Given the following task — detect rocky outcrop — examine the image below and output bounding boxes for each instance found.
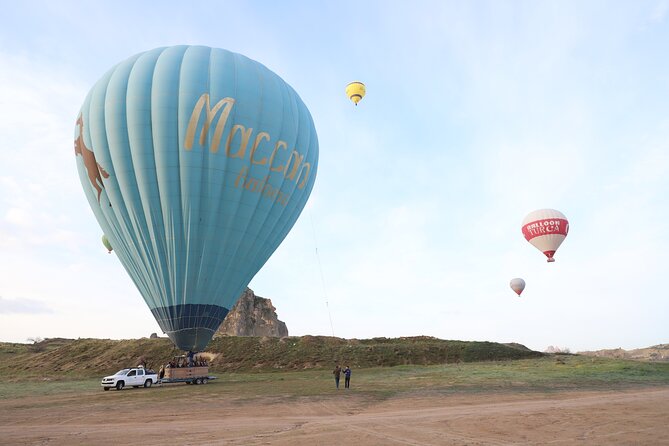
[215,288,288,337]
[578,344,669,362]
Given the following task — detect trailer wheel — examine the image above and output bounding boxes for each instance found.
[116,381,124,391]
[193,378,200,385]
[144,379,153,388]
[201,378,208,384]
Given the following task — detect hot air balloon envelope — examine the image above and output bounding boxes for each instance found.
[509,278,526,296]
[522,209,569,262]
[101,234,112,253]
[75,46,319,351]
[345,81,366,105]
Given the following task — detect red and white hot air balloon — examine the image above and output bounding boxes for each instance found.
[510,278,526,296]
[522,209,569,263]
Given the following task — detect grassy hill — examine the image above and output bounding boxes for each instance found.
[0,336,543,380]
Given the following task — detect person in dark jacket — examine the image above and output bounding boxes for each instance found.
[332,365,342,389]
[344,366,352,389]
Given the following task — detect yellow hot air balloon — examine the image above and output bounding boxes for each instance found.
[345,81,366,106]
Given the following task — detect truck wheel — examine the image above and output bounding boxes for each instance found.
[116,381,124,391]
[103,387,110,391]
[144,379,153,388]
[201,378,208,384]
[195,378,202,385]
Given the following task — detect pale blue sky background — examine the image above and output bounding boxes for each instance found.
[1,1,667,352]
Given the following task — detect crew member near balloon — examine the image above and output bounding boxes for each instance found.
[344,365,352,389]
[521,209,569,262]
[332,364,342,389]
[74,46,319,353]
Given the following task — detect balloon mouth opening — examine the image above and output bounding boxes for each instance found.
[152,304,229,351]
[166,327,217,352]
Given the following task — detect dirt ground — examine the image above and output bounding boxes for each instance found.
[1,386,668,445]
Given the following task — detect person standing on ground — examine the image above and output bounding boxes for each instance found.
[333,364,342,389]
[344,365,351,389]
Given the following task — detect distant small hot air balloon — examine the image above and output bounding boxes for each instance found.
[345,81,366,105]
[510,278,525,296]
[522,209,569,262]
[101,234,112,254]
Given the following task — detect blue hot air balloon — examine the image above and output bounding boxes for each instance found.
[74,46,318,351]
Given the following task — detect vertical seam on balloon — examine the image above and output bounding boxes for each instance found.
[150,46,177,335]
[260,100,314,274]
[177,48,192,318]
[237,78,292,283]
[221,56,274,299]
[194,46,215,333]
[156,47,176,321]
[168,46,187,317]
[240,79,301,288]
[124,55,157,309]
[87,79,150,297]
[261,106,317,278]
[103,58,158,306]
[85,70,136,296]
[138,48,169,312]
[239,81,314,294]
[194,48,220,338]
[207,51,246,312]
[261,84,309,264]
[126,51,165,314]
[209,58,266,305]
[187,47,219,339]
[84,73,138,292]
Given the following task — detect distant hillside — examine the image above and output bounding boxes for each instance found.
[579,344,669,362]
[0,336,543,380]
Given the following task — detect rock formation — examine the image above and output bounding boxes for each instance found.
[578,344,669,362]
[215,288,288,337]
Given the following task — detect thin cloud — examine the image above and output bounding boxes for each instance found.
[5,207,32,226]
[650,0,669,23]
[0,296,53,315]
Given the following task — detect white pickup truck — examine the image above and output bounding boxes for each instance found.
[101,366,158,391]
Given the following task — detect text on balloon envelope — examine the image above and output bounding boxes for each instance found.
[184,93,312,191]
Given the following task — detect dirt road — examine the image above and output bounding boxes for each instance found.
[1,387,667,445]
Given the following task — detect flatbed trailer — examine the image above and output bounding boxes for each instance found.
[159,365,216,385]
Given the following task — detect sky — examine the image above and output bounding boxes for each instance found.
[1,1,668,353]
